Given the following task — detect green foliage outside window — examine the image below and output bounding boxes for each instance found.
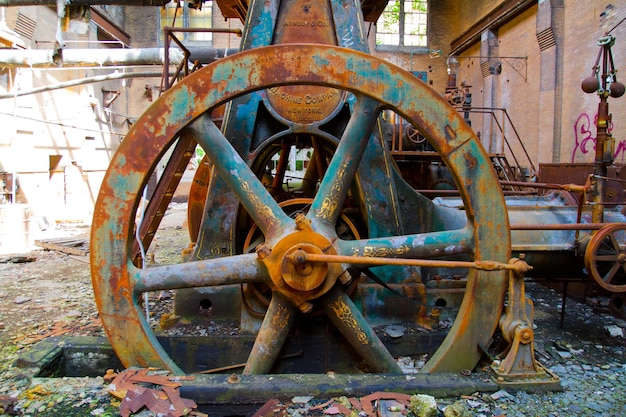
[376,0,427,48]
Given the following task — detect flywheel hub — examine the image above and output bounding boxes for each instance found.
[281,244,327,292]
[259,228,342,308]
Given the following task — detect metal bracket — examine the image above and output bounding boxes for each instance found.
[491,258,561,391]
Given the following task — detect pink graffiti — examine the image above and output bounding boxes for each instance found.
[571,112,620,162]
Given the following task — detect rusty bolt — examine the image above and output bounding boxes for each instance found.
[338,270,352,285]
[520,328,533,344]
[227,373,241,384]
[509,258,533,273]
[291,249,306,265]
[299,301,313,314]
[255,244,271,260]
[294,213,311,230]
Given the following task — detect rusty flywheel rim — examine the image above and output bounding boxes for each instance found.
[90,44,510,375]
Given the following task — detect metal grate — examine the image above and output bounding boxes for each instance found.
[536,27,556,51]
[14,12,36,40]
[480,60,502,78]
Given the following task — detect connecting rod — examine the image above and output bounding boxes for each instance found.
[288,250,532,273]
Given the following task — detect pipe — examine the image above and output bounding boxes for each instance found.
[0,0,166,5]
[0,71,163,99]
[510,223,606,231]
[0,47,185,68]
[0,47,238,98]
[0,47,239,68]
[187,47,239,64]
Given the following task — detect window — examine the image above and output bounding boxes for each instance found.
[159,1,213,43]
[376,0,427,49]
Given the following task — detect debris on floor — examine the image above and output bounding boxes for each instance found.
[0,394,17,415]
[0,254,35,264]
[250,391,469,417]
[105,368,204,417]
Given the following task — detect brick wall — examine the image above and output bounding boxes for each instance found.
[122,6,161,122]
[125,5,158,48]
[453,0,626,174]
[562,1,626,165]
[456,0,501,35]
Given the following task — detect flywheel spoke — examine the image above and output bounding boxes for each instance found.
[132,253,268,294]
[310,96,380,228]
[337,227,475,259]
[243,293,297,374]
[596,254,619,261]
[189,116,293,238]
[602,261,622,285]
[321,286,401,373]
[609,231,621,250]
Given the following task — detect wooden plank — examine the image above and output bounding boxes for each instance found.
[34,236,89,256]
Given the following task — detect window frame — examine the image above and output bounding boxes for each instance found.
[375,0,429,53]
[157,0,214,47]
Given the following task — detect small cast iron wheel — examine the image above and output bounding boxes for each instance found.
[584,223,626,293]
[406,123,425,144]
[91,44,510,375]
[242,198,361,252]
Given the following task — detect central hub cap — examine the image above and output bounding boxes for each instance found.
[281,244,327,292]
[259,228,341,308]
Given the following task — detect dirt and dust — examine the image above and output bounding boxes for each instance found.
[0,203,625,416]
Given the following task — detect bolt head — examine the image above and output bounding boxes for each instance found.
[294,213,311,230]
[338,271,352,285]
[299,301,313,314]
[255,244,271,259]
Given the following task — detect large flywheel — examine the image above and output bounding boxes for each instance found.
[90,44,511,375]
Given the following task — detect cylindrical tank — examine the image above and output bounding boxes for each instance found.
[0,204,32,254]
[433,193,626,278]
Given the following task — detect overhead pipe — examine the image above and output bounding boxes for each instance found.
[0,47,238,98]
[0,47,185,68]
[0,0,167,6]
[0,47,240,68]
[0,70,164,99]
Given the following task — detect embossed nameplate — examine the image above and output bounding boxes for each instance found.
[266,0,344,124]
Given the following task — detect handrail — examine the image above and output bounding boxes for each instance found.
[468,106,536,175]
[388,106,536,184]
